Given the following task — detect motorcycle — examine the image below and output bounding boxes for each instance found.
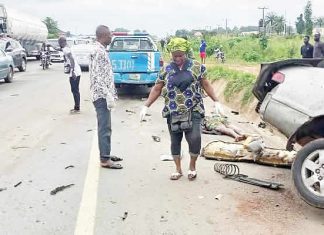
[214,49,225,63]
[40,51,50,70]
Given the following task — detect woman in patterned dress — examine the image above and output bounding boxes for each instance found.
[140,38,225,180]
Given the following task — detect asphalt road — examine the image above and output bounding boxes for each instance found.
[0,59,323,235]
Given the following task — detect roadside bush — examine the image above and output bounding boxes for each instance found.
[259,36,268,50]
[228,38,243,49]
[242,51,261,62]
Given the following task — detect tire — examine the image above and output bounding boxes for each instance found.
[4,66,14,83]
[292,138,324,208]
[18,58,27,72]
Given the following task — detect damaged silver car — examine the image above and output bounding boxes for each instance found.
[253,58,324,209]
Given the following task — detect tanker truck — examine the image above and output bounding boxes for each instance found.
[0,4,48,58]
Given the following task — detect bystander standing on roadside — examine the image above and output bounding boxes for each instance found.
[58,36,82,114]
[300,35,313,58]
[89,25,123,169]
[160,38,166,52]
[199,39,207,64]
[313,32,324,58]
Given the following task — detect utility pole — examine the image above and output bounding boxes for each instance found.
[224,19,230,37]
[258,7,268,35]
[225,19,228,36]
[284,10,287,35]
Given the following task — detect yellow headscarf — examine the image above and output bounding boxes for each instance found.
[167,37,190,53]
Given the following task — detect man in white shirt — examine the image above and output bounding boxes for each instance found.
[58,36,82,114]
[89,25,122,169]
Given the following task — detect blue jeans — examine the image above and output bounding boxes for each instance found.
[167,111,202,158]
[69,76,80,110]
[93,98,111,162]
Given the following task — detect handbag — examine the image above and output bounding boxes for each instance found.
[170,111,193,133]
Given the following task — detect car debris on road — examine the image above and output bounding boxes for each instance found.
[50,184,75,195]
[14,181,22,187]
[214,163,284,190]
[152,135,161,142]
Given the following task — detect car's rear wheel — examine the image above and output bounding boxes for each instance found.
[292,138,324,208]
[4,66,14,83]
[18,58,27,72]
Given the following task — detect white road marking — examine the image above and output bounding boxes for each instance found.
[74,134,99,235]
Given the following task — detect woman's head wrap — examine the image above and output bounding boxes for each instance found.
[167,37,190,53]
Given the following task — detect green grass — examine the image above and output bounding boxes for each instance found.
[208,65,256,106]
[189,34,303,63]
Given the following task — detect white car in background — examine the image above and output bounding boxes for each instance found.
[48,45,64,62]
[71,43,96,71]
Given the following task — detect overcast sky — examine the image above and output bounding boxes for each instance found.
[2,0,324,37]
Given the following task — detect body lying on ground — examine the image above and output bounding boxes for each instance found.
[202,115,247,141]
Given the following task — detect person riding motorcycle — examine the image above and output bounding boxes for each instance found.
[40,43,51,67]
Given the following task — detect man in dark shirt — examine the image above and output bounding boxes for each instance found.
[301,35,313,58]
[313,32,324,58]
[160,39,165,51]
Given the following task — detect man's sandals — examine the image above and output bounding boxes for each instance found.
[100,156,123,169]
[110,156,123,162]
[100,161,123,169]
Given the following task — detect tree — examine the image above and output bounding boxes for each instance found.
[273,15,285,35]
[315,17,324,27]
[214,27,226,34]
[295,14,305,34]
[43,17,59,39]
[265,12,276,34]
[286,25,294,35]
[240,26,259,32]
[65,31,71,37]
[133,29,147,34]
[175,29,190,37]
[114,28,129,32]
[304,0,313,36]
[265,13,285,35]
[231,26,240,36]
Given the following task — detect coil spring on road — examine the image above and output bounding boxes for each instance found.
[214,163,240,177]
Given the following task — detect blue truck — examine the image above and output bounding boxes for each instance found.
[108,33,163,87]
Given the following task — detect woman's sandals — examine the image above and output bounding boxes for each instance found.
[170,172,183,180]
[170,171,197,181]
[187,170,197,181]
